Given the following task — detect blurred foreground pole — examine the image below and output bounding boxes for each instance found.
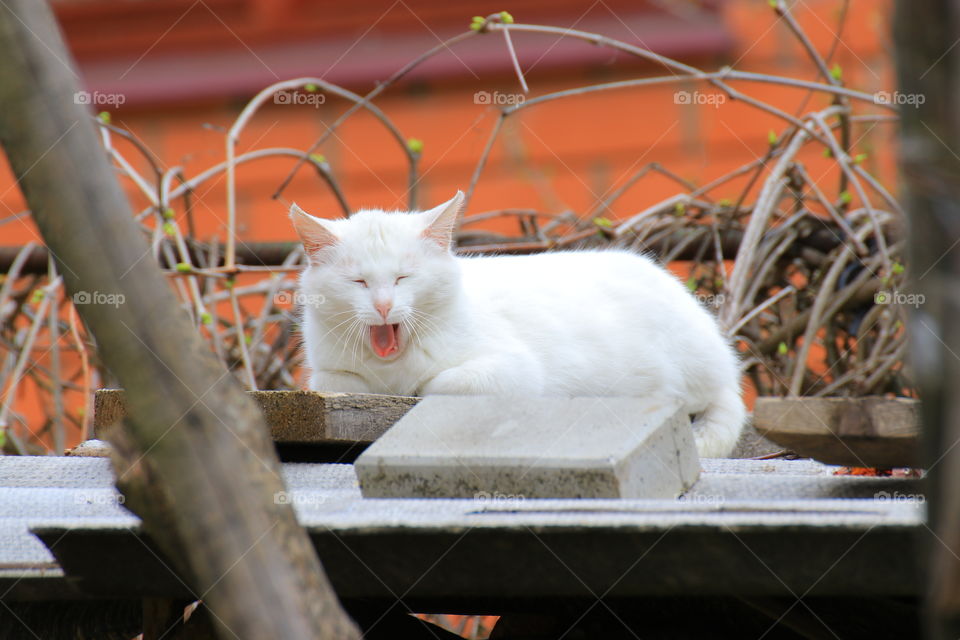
[895,2,960,638]
[0,2,359,638]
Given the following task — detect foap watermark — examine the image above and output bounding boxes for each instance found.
[695,293,725,308]
[674,90,725,107]
[474,490,525,506]
[274,91,326,108]
[874,290,924,308]
[273,491,327,506]
[73,491,126,506]
[73,291,125,308]
[679,493,725,506]
[874,490,924,503]
[73,90,126,107]
[474,90,525,106]
[274,291,326,308]
[874,90,925,107]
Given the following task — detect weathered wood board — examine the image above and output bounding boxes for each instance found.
[94,389,419,444]
[753,396,921,468]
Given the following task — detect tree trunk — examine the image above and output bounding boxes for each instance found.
[0,2,359,638]
[894,2,960,638]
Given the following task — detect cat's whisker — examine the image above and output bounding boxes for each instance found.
[315,313,361,343]
[329,316,358,362]
[407,311,438,333]
[410,317,432,346]
[353,320,370,363]
[342,318,364,365]
[344,328,360,366]
[350,320,366,366]
[402,318,424,349]
[406,308,441,337]
[317,309,355,319]
[399,316,417,344]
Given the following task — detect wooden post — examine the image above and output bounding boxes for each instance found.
[894,2,960,638]
[0,2,359,638]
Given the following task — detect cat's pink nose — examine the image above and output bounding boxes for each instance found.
[375,301,392,320]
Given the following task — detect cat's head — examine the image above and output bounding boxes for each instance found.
[290,191,464,360]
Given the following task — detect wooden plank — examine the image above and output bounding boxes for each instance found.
[0,600,141,640]
[142,599,215,640]
[753,396,921,468]
[94,389,419,444]
[4,458,924,606]
[492,596,920,639]
[31,502,923,605]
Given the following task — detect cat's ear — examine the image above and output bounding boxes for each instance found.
[421,190,465,250]
[290,203,338,264]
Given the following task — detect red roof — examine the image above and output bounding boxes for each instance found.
[55,0,733,106]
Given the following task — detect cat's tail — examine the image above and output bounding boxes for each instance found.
[692,385,746,458]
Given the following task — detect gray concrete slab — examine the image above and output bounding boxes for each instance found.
[354,396,700,499]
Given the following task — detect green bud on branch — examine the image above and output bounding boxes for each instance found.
[593,216,612,228]
[406,138,424,154]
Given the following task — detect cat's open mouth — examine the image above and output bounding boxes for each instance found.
[370,323,401,359]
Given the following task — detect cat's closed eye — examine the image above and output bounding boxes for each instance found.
[352,279,368,288]
[395,275,409,285]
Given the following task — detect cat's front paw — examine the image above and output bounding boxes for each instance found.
[309,370,372,393]
[421,367,492,396]
[422,362,538,396]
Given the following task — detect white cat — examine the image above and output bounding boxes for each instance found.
[290,191,745,457]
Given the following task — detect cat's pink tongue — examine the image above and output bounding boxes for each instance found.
[370,324,399,358]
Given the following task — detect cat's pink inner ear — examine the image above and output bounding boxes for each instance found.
[290,204,338,262]
[422,190,465,250]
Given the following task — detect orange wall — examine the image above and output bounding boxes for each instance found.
[2,1,897,243]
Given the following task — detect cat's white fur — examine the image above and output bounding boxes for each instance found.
[290,191,745,457]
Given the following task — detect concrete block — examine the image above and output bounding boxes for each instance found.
[354,396,700,499]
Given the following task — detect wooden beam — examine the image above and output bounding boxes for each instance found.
[894,0,960,636]
[0,600,141,640]
[753,397,921,468]
[94,389,419,443]
[0,225,850,274]
[0,1,359,637]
